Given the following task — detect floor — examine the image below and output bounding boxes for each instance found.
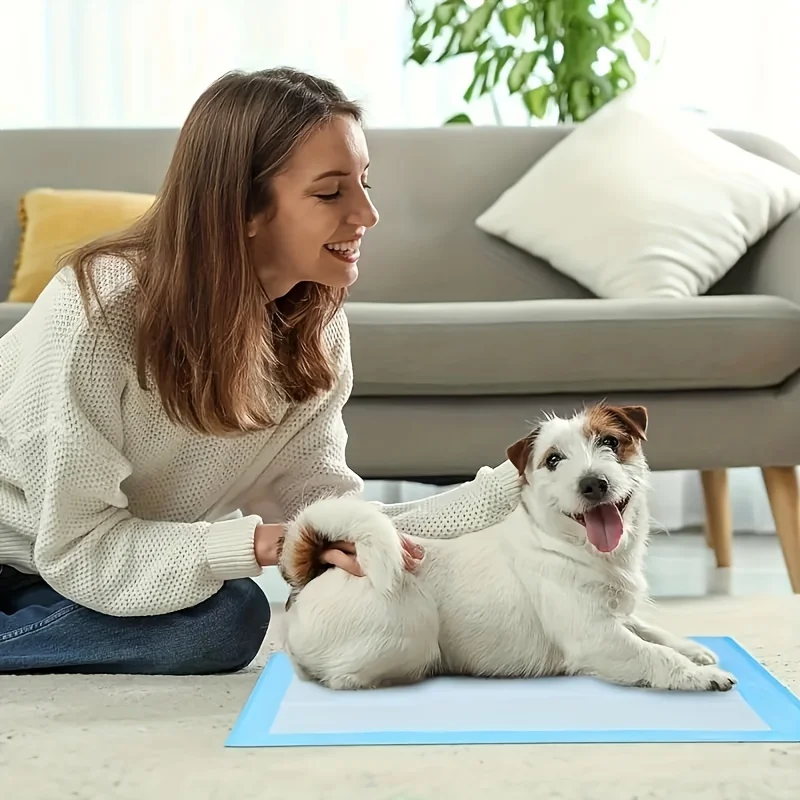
[644,530,792,597]
[4,595,798,800]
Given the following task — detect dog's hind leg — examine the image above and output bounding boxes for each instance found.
[324,673,377,690]
[324,666,433,691]
[283,569,440,690]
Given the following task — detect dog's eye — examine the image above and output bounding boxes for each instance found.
[600,435,619,452]
[545,453,563,470]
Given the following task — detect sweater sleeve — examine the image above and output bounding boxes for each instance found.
[376,460,522,538]
[238,309,364,524]
[21,311,262,617]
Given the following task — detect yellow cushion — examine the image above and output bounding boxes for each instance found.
[8,188,155,302]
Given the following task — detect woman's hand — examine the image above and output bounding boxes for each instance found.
[254,523,285,567]
[254,522,424,576]
[321,536,424,577]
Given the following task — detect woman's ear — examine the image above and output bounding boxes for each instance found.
[247,209,270,239]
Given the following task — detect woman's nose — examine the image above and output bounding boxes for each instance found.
[348,193,379,229]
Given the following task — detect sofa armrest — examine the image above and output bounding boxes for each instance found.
[748,209,800,306]
[0,302,32,337]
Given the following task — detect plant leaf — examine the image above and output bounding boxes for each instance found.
[568,78,592,122]
[459,0,496,51]
[464,56,491,102]
[491,45,514,88]
[533,6,546,40]
[611,52,636,86]
[445,112,473,125]
[576,8,612,44]
[499,3,527,37]
[607,0,634,32]
[544,0,564,38]
[631,28,651,60]
[589,74,614,109]
[435,28,461,62]
[434,2,461,26]
[507,51,539,93]
[411,16,430,41]
[523,84,551,119]
[409,44,432,65]
[483,54,500,94]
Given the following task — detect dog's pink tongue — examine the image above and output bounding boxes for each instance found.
[584,504,624,552]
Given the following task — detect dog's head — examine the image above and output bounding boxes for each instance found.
[507,404,649,555]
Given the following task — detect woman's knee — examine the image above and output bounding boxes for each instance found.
[208,579,271,671]
[164,579,271,675]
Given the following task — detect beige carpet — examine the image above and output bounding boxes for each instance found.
[2,595,799,800]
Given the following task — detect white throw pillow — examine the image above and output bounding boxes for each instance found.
[475,90,800,298]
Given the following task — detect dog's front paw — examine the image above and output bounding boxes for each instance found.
[672,665,736,692]
[675,640,719,666]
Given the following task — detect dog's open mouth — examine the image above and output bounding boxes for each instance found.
[568,495,630,553]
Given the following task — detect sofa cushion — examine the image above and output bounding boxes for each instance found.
[9,188,154,302]
[346,295,800,397]
[475,90,800,299]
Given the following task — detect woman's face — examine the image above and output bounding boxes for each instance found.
[249,114,379,298]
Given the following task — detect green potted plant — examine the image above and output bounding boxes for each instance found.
[407,0,659,125]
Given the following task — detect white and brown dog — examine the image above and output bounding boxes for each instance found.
[278,404,735,693]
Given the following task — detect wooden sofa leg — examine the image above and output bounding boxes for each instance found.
[761,466,800,593]
[700,469,733,568]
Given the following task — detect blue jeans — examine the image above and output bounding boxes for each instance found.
[0,565,271,675]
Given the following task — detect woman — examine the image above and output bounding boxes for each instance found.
[0,68,521,675]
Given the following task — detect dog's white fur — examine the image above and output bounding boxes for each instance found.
[279,406,736,693]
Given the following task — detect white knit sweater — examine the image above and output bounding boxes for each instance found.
[0,257,521,617]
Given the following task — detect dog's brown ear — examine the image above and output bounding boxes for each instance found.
[609,405,648,441]
[506,438,530,475]
[506,428,539,475]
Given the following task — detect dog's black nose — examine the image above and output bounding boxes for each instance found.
[579,475,609,502]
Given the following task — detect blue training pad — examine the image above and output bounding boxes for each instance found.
[226,637,800,747]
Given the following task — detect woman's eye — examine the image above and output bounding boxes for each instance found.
[545,453,562,470]
[600,435,619,452]
[317,182,370,201]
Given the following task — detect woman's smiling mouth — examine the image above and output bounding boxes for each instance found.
[324,238,361,262]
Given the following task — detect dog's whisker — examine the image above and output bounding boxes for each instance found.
[648,517,671,538]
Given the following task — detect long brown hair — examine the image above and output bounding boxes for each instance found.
[66,68,362,436]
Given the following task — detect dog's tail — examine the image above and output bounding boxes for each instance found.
[278,496,405,597]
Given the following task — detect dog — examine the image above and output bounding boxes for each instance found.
[278,404,736,693]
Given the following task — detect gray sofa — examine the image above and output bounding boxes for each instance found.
[2,126,800,589]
